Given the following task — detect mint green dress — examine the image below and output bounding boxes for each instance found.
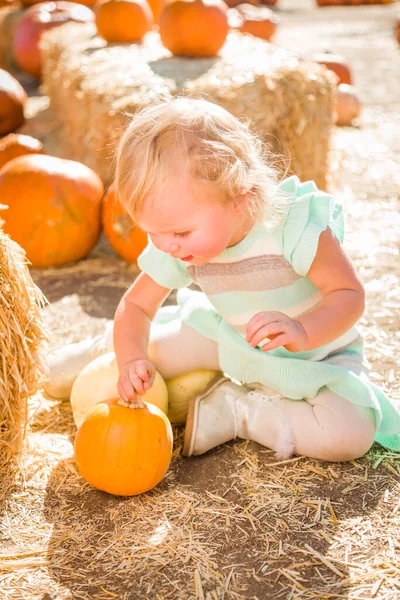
[138,176,400,451]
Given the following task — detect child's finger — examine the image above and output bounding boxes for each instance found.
[260,333,289,352]
[128,371,146,395]
[246,313,281,342]
[247,322,286,348]
[118,378,136,403]
[136,362,150,381]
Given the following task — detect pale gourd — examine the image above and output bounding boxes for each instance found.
[166,369,221,425]
[70,352,168,427]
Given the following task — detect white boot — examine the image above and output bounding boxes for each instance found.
[44,321,114,399]
[183,375,294,459]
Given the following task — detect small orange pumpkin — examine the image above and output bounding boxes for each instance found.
[0,133,44,171]
[102,185,148,263]
[95,0,153,43]
[159,0,229,58]
[232,4,278,41]
[74,398,173,496]
[335,83,361,126]
[309,52,352,85]
[0,69,27,136]
[0,154,103,268]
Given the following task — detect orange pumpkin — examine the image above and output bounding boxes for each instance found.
[102,185,148,263]
[159,0,229,58]
[13,2,94,79]
[95,0,153,43]
[233,4,278,41]
[335,83,361,126]
[74,398,173,496]
[0,133,44,171]
[0,154,104,268]
[0,69,26,136]
[309,52,352,85]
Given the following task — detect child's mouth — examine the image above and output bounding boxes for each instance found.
[181,255,194,261]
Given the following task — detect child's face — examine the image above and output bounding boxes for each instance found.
[135,174,247,265]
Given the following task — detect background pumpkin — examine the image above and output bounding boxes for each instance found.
[309,52,352,85]
[0,133,44,171]
[74,398,173,496]
[70,352,169,427]
[335,83,361,126]
[102,185,148,263]
[234,4,278,41]
[13,1,94,79]
[0,69,27,136]
[159,0,229,57]
[95,0,153,43]
[0,154,103,268]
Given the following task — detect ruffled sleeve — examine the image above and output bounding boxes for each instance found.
[137,241,192,289]
[278,176,345,276]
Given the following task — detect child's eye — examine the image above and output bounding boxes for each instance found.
[174,231,191,238]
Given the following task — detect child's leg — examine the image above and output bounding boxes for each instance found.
[148,320,221,379]
[276,388,376,462]
[183,379,377,461]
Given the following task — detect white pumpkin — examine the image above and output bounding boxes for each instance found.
[166,369,221,425]
[70,352,169,427]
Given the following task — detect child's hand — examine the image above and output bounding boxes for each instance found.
[246,311,308,353]
[117,359,156,408]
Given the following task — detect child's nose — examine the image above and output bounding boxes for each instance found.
[169,243,179,255]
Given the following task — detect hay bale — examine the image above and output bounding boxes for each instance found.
[0,5,23,71]
[0,227,47,473]
[41,24,337,189]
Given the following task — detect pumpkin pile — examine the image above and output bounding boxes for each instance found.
[71,353,221,494]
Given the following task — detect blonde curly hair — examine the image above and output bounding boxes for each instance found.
[115,97,287,225]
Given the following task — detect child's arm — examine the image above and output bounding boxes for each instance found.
[114,272,171,402]
[295,227,365,350]
[246,228,365,352]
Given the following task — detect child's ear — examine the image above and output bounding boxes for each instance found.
[233,190,250,214]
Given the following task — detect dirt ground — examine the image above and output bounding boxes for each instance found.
[1,0,400,599]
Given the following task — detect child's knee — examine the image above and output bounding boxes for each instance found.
[316,407,376,462]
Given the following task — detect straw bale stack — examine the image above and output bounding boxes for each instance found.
[0,225,47,473]
[41,24,337,188]
[0,5,23,71]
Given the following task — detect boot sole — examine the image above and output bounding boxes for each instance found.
[182,374,229,457]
